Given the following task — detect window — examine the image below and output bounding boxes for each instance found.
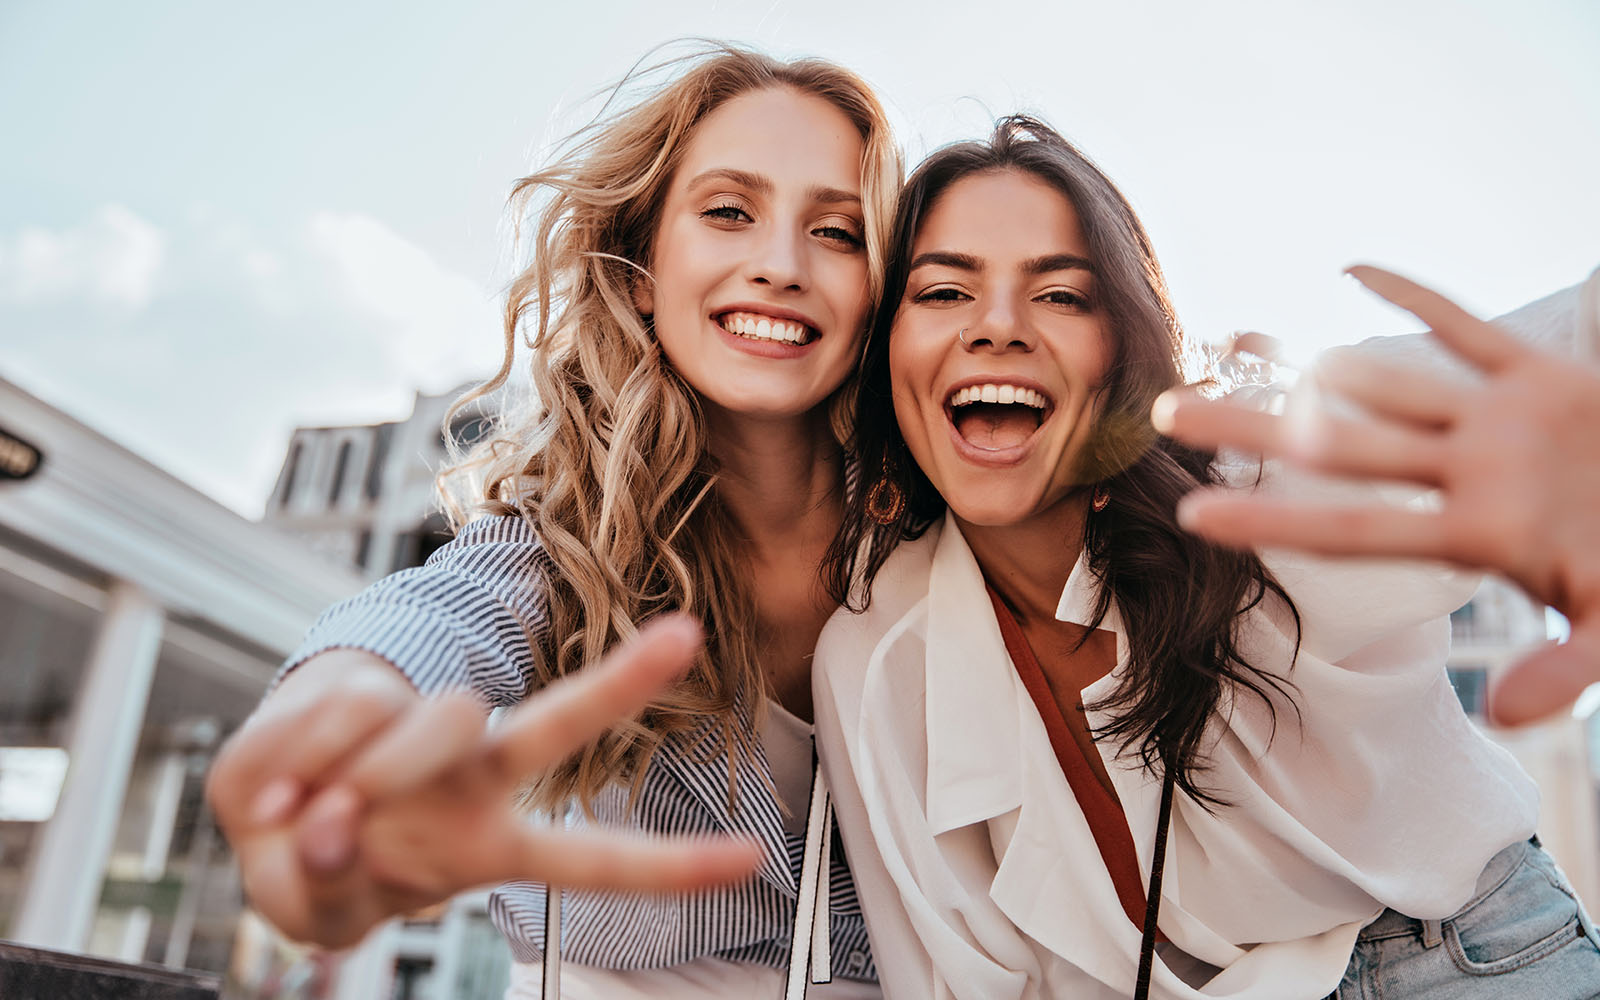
[390,514,455,573]
[447,415,492,451]
[328,441,353,506]
[391,957,435,1000]
[1447,666,1490,721]
[365,424,393,501]
[278,441,302,509]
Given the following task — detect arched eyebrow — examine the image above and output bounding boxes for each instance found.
[1024,253,1095,277]
[907,250,981,272]
[906,251,1095,276]
[686,168,860,207]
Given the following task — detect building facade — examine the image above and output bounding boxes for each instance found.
[0,376,366,995]
[1448,579,1600,907]
[260,385,496,583]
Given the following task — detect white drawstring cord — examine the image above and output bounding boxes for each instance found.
[540,767,833,1000]
[785,763,833,999]
[809,790,834,982]
[542,885,561,1000]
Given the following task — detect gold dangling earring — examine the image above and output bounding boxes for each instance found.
[865,460,907,525]
[1091,485,1111,513]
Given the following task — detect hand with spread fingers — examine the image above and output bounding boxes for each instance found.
[206,616,761,949]
[1152,264,1600,728]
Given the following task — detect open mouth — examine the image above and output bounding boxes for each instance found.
[945,381,1052,451]
[715,310,818,347]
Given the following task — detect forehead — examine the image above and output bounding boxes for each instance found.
[913,168,1089,263]
[675,86,866,195]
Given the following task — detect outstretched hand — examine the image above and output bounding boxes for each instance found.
[208,615,761,949]
[1152,265,1600,727]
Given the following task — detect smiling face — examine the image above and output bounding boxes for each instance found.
[639,86,872,426]
[890,168,1111,528]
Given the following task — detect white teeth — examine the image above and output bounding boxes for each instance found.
[948,383,1049,409]
[720,311,810,345]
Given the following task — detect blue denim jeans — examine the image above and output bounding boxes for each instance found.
[1335,838,1600,999]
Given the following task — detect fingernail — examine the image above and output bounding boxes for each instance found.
[650,614,703,652]
[1174,494,1201,529]
[1149,391,1179,434]
[250,778,301,826]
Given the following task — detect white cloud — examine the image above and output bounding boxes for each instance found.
[307,212,503,390]
[0,205,166,309]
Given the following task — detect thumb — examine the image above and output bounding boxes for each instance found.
[1489,621,1600,728]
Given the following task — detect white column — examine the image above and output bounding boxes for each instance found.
[119,748,189,962]
[10,580,165,952]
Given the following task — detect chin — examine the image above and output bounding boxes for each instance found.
[943,496,1032,529]
[705,387,830,421]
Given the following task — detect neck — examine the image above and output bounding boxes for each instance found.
[957,499,1090,627]
[704,406,845,550]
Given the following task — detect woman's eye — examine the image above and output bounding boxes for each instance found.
[911,286,969,304]
[1039,289,1091,309]
[814,225,864,249]
[701,204,750,224]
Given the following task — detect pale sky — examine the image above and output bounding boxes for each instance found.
[2,0,1596,516]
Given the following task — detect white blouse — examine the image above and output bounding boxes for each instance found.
[810,272,1598,1000]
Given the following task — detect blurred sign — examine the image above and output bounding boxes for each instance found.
[0,427,43,480]
[0,747,69,821]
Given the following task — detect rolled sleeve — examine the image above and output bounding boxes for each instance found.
[278,515,553,706]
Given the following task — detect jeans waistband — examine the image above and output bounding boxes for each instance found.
[1359,837,1535,942]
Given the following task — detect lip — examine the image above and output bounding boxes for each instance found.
[940,372,1056,468]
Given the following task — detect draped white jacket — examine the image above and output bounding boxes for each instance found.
[810,272,1599,1000]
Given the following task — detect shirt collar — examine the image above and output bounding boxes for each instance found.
[1055,544,1123,636]
[923,513,1124,835]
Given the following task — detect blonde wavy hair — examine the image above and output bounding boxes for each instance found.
[440,43,900,812]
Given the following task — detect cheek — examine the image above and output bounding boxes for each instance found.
[644,233,712,351]
[823,258,873,333]
[887,336,939,457]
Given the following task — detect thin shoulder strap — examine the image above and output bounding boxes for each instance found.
[1134,770,1176,1000]
[784,759,833,999]
[542,884,561,1000]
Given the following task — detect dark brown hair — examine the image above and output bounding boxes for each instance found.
[824,115,1300,806]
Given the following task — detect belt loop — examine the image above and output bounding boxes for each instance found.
[1420,918,1443,949]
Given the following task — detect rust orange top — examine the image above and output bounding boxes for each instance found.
[987,585,1160,939]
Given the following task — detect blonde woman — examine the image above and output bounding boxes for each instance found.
[207,45,900,998]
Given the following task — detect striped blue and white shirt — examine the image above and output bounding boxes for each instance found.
[286,515,877,982]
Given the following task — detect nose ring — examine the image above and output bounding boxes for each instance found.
[957,328,970,348]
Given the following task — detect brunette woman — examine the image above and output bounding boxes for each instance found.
[814,117,1600,998]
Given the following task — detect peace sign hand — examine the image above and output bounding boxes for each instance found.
[210,615,761,949]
